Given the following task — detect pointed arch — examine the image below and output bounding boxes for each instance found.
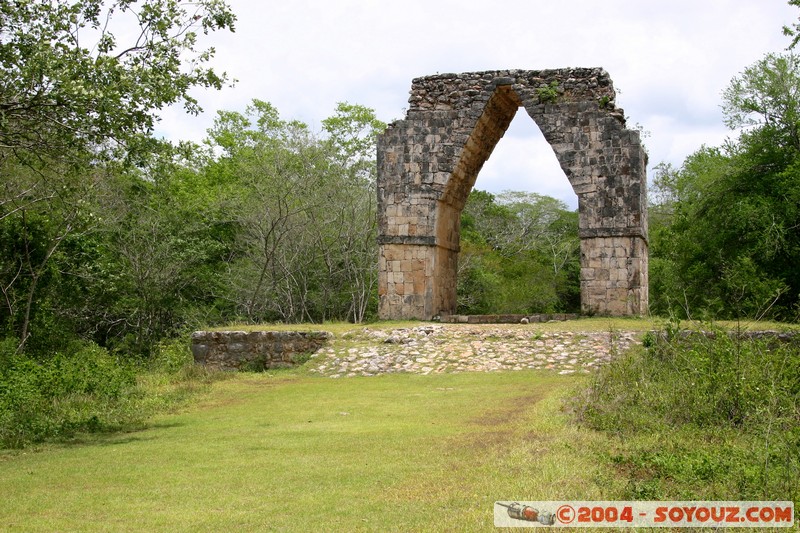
[377,69,648,319]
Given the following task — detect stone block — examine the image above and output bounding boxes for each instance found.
[192,331,332,371]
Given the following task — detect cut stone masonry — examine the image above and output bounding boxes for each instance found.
[191,330,332,371]
[377,68,648,319]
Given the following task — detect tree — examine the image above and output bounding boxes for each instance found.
[0,0,235,162]
[85,163,229,354]
[322,102,384,184]
[782,0,800,49]
[201,101,384,324]
[457,190,580,314]
[0,0,235,351]
[721,53,800,151]
[320,103,385,322]
[650,53,800,319]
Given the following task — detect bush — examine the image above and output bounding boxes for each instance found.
[572,321,800,504]
[150,338,195,374]
[0,334,231,449]
[0,340,139,448]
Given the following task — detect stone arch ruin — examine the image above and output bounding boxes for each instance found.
[377,68,648,320]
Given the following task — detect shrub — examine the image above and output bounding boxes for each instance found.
[536,81,560,103]
[0,334,231,448]
[572,321,800,503]
[0,340,139,448]
[150,338,195,374]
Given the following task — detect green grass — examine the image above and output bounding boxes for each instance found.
[3,318,797,530]
[209,317,798,337]
[0,371,624,531]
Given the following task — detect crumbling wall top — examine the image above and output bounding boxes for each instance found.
[406,68,619,114]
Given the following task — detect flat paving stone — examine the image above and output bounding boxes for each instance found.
[306,325,640,377]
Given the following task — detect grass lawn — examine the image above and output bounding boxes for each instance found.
[3,317,795,531]
[0,370,625,531]
[210,316,798,336]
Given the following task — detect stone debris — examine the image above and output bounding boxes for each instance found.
[307,325,639,378]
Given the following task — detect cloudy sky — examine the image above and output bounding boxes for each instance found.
[157,0,797,209]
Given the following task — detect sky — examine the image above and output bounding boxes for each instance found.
[156,0,798,209]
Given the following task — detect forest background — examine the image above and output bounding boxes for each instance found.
[0,0,798,446]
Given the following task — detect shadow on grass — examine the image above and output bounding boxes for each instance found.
[55,420,187,449]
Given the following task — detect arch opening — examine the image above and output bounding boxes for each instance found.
[457,108,581,315]
[478,108,577,209]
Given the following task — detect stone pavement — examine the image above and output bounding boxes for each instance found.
[307,325,641,378]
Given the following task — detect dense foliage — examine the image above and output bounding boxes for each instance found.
[457,190,580,314]
[2,0,800,448]
[195,100,384,325]
[650,53,800,320]
[0,0,240,446]
[1,0,236,353]
[621,49,800,502]
[0,0,387,358]
[0,99,385,357]
[575,323,800,503]
[0,0,235,161]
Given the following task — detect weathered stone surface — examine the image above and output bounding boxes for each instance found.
[307,324,639,377]
[191,330,332,371]
[377,68,648,319]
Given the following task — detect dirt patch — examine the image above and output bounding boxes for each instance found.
[469,391,548,428]
[453,386,558,456]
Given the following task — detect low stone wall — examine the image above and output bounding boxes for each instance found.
[439,313,579,324]
[191,330,332,371]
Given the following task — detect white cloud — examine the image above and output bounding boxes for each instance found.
[476,112,578,209]
[154,0,799,203]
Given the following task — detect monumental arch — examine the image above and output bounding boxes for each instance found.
[377,68,648,320]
